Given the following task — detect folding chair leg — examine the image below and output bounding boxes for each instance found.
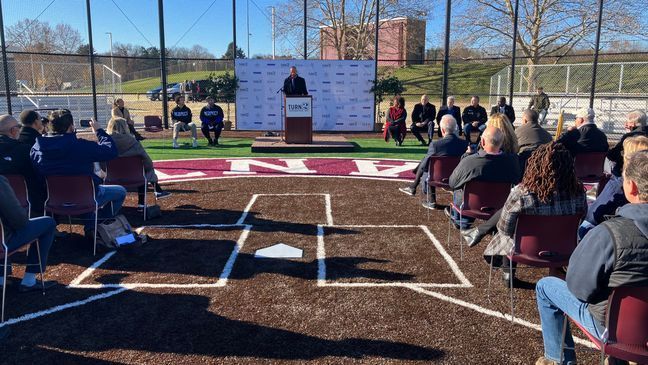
[143,185,148,222]
[426,188,430,221]
[35,240,45,295]
[458,212,464,260]
[2,253,7,322]
[509,258,515,321]
[446,220,451,248]
[93,207,98,256]
[487,254,494,302]
[68,215,72,232]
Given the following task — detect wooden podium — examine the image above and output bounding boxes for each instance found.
[284,95,313,144]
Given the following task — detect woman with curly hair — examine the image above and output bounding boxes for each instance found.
[481,142,587,285]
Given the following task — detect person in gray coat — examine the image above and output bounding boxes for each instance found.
[106,118,171,207]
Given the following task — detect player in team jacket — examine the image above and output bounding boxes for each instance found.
[200,96,225,146]
[171,95,198,148]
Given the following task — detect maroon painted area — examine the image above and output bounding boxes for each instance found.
[153,158,418,182]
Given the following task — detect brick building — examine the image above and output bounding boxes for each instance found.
[319,17,426,66]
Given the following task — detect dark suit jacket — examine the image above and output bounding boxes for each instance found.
[283,76,308,96]
[411,103,436,127]
[606,126,648,176]
[490,104,516,124]
[448,150,521,190]
[436,105,461,124]
[556,123,609,156]
[421,133,469,173]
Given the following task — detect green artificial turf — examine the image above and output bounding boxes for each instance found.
[142,137,428,161]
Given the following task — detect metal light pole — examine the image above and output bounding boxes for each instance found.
[271,6,276,60]
[440,0,452,106]
[589,0,605,108]
[106,32,115,94]
[508,0,520,104]
[246,0,250,58]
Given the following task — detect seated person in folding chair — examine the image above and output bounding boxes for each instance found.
[106,117,171,208]
[578,135,648,240]
[0,176,57,292]
[606,110,647,177]
[462,96,488,142]
[200,96,225,146]
[30,110,126,240]
[384,96,407,146]
[556,107,609,157]
[0,114,46,217]
[515,109,553,172]
[534,150,648,365]
[436,96,462,138]
[444,126,521,230]
[399,115,468,209]
[478,142,587,285]
[171,95,198,149]
[410,94,436,146]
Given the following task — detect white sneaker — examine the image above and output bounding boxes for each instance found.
[192,138,198,148]
[172,139,179,149]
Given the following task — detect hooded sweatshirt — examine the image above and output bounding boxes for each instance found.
[567,203,648,325]
[30,129,118,186]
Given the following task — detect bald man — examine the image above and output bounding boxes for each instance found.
[283,66,308,96]
[445,126,521,229]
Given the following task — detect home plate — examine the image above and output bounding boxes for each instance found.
[254,243,303,259]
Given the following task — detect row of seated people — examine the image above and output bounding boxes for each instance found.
[400,107,648,364]
[0,109,171,292]
[384,92,547,146]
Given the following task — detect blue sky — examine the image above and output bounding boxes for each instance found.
[3,0,445,57]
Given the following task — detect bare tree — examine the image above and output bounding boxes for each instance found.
[458,0,648,89]
[275,0,433,59]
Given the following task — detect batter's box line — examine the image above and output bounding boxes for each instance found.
[316,224,472,288]
[236,193,334,226]
[68,225,253,289]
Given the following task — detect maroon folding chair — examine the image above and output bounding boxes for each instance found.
[490,214,582,318]
[1,218,45,323]
[447,180,512,259]
[44,175,100,255]
[425,156,461,218]
[144,116,163,133]
[104,156,154,221]
[2,175,30,217]
[574,152,607,184]
[560,286,648,365]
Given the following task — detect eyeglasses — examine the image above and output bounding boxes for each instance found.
[10,125,20,132]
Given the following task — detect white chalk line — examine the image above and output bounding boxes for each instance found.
[137,224,244,233]
[0,288,128,328]
[317,224,471,288]
[68,251,116,287]
[317,225,326,286]
[68,283,224,289]
[236,193,334,226]
[419,225,472,287]
[407,285,597,349]
[216,225,253,286]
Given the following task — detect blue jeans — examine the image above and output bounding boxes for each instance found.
[83,185,127,230]
[4,217,56,274]
[463,123,486,140]
[536,276,606,364]
[450,190,475,229]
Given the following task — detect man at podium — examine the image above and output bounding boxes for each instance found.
[283,66,308,96]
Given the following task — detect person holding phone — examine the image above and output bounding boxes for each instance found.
[31,110,126,240]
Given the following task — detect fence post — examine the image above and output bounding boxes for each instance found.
[85,0,98,121]
[303,0,307,59]
[519,66,523,93]
[565,65,570,94]
[589,0,605,108]
[158,0,169,129]
[0,0,12,115]
[497,75,501,98]
[440,0,452,106]
[618,64,624,93]
[373,0,379,124]
[508,0,520,103]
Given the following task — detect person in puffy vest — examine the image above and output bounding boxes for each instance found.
[534,149,648,365]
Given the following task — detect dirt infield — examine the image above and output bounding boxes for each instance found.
[0,174,598,364]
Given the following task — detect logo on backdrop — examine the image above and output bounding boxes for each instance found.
[235,60,376,131]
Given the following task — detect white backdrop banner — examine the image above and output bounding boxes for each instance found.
[235,59,376,131]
